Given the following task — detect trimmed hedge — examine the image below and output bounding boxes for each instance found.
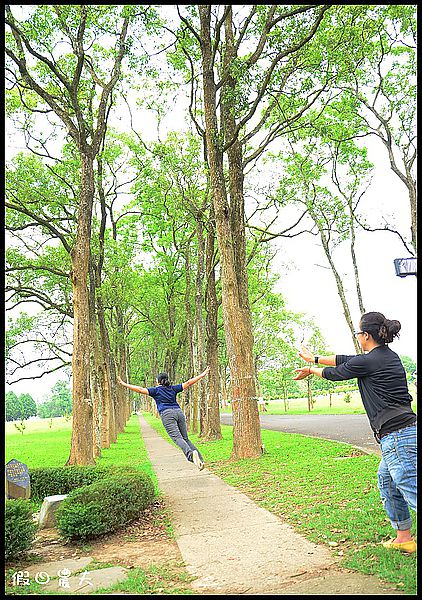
[5,499,38,562]
[29,464,141,502]
[56,472,156,540]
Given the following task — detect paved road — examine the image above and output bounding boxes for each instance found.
[220,413,382,456]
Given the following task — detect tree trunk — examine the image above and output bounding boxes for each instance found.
[94,154,114,446]
[67,153,95,465]
[183,246,194,431]
[194,219,207,436]
[316,220,361,354]
[307,378,313,412]
[99,355,110,448]
[120,342,131,422]
[113,309,127,437]
[88,262,102,458]
[115,381,126,433]
[348,200,365,315]
[199,5,262,459]
[220,364,228,408]
[190,356,200,434]
[409,182,417,254]
[203,207,222,440]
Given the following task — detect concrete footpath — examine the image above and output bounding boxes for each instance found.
[138,415,404,596]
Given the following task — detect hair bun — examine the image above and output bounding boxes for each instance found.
[378,323,389,341]
[379,319,401,343]
[360,312,401,345]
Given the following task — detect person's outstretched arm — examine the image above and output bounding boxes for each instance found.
[299,345,337,366]
[182,366,210,390]
[117,375,149,395]
[293,365,324,380]
[293,345,335,380]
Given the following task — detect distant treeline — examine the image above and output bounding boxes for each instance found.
[5,381,72,421]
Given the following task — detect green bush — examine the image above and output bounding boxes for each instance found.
[56,472,155,540]
[5,499,38,562]
[29,464,140,502]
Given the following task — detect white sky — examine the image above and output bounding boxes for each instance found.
[272,137,417,360]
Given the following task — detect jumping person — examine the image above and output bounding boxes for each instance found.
[117,367,210,470]
[293,312,417,554]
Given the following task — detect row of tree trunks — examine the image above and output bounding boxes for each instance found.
[183,245,195,431]
[67,155,131,464]
[203,205,222,440]
[194,218,207,436]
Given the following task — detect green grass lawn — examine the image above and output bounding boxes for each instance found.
[5,415,157,490]
[143,412,417,596]
[220,385,417,415]
[5,415,193,595]
[6,417,73,467]
[6,412,417,595]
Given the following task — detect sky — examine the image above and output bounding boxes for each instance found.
[272,137,417,360]
[5,7,417,403]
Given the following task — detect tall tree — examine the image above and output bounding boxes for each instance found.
[335,6,416,253]
[271,141,372,353]
[194,5,331,458]
[6,152,75,384]
[5,4,142,464]
[203,203,222,440]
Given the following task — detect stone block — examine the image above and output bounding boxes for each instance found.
[38,494,68,529]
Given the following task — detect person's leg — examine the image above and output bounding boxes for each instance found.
[175,409,204,462]
[378,427,417,547]
[382,425,417,512]
[378,458,412,542]
[160,409,194,461]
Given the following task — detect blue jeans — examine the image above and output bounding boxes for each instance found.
[377,424,417,530]
[160,408,204,463]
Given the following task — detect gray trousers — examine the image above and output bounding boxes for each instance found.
[160,408,204,462]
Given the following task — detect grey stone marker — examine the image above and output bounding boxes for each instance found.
[5,459,31,499]
[38,494,68,529]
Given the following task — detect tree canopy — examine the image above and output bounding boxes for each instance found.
[5,4,416,462]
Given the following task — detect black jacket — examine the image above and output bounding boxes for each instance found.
[322,345,415,435]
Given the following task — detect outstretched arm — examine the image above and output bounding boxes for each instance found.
[299,345,336,366]
[182,366,210,390]
[117,375,149,396]
[293,365,324,380]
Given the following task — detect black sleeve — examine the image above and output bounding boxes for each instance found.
[322,353,374,382]
[336,354,357,365]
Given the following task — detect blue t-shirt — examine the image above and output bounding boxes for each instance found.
[147,384,183,414]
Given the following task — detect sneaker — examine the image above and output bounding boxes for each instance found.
[192,450,204,471]
[382,539,417,554]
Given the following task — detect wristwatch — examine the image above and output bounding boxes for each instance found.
[315,356,319,364]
